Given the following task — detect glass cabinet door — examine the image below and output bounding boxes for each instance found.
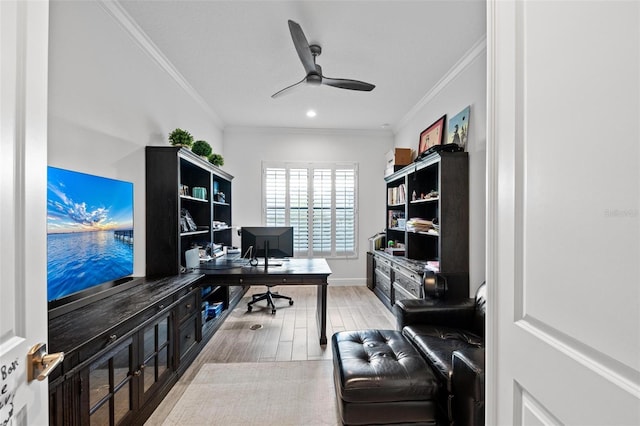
[85,337,134,426]
[140,311,172,404]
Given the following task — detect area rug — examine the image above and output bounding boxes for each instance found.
[158,360,338,425]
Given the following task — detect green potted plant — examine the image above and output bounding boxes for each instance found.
[168,128,193,148]
[192,140,213,158]
[208,153,224,167]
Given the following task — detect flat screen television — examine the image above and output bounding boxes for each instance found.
[47,166,136,317]
[241,226,293,268]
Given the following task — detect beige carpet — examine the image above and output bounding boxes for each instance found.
[156,360,339,425]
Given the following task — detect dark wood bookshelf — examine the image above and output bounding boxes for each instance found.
[370,151,470,308]
[145,146,234,277]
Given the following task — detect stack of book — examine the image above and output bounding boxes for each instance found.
[387,184,406,205]
[406,218,434,232]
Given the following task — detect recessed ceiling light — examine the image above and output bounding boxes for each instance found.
[381,123,390,129]
[306,110,317,118]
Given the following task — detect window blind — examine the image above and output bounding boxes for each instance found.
[263,162,358,258]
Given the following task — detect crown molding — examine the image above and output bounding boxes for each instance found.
[393,35,487,133]
[98,0,225,129]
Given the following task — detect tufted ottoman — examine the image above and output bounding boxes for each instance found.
[332,330,441,425]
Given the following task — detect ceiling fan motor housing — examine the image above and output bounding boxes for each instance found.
[307,64,323,85]
[310,44,322,57]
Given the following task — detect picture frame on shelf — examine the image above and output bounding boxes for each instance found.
[418,114,446,159]
[448,106,470,150]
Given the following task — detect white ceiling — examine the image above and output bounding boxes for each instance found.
[118,0,486,131]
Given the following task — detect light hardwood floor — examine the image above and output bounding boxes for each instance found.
[146,285,395,423]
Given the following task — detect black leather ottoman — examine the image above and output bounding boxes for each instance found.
[332,330,441,425]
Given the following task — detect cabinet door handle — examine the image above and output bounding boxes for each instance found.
[186,303,192,309]
[140,364,146,370]
[133,370,141,377]
[108,334,117,344]
[158,304,164,311]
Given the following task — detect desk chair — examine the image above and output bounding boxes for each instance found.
[247,286,294,314]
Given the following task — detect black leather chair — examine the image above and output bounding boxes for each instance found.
[394,282,486,426]
[247,285,293,314]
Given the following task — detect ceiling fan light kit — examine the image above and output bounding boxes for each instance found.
[272,20,375,98]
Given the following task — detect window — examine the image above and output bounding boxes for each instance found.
[263,162,358,258]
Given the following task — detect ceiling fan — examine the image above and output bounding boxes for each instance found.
[271,20,376,98]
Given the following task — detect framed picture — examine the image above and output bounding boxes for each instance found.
[448,106,470,150]
[418,115,446,158]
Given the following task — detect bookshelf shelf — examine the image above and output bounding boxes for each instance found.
[410,197,439,204]
[180,230,210,237]
[180,195,208,203]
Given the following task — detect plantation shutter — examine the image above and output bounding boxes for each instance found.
[289,168,308,254]
[312,169,332,256]
[264,168,286,226]
[263,162,357,258]
[335,168,356,255]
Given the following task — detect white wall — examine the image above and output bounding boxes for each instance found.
[48,1,224,277]
[223,127,393,284]
[393,40,487,294]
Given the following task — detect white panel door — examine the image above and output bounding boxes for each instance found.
[0,1,51,425]
[487,1,640,425]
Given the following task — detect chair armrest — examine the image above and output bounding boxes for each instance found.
[393,298,476,330]
[450,347,485,426]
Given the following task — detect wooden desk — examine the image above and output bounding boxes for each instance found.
[197,257,332,344]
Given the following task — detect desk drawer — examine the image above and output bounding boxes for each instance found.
[393,268,422,299]
[393,282,416,302]
[178,315,198,361]
[375,257,392,276]
[176,290,199,323]
[374,270,391,297]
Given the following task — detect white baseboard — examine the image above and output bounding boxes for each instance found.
[327,278,366,286]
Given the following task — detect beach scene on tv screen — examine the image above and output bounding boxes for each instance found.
[47,167,134,302]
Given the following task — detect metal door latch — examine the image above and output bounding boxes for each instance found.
[27,343,64,382]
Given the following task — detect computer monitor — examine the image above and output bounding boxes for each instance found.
[241,226,293,268]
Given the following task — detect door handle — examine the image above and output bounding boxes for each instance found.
[27,343,64,382]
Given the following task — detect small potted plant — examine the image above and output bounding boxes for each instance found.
[208,153,224,167]
[192,140,213,158]
[168,128,193,148]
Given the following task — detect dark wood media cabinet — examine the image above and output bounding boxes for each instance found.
[48,274,247,425]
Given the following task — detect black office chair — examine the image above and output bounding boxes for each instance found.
[247,285,294,314]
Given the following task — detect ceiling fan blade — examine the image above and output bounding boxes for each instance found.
[321,77,375,92]
[288,20,316,75]
[271,77,307,99]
